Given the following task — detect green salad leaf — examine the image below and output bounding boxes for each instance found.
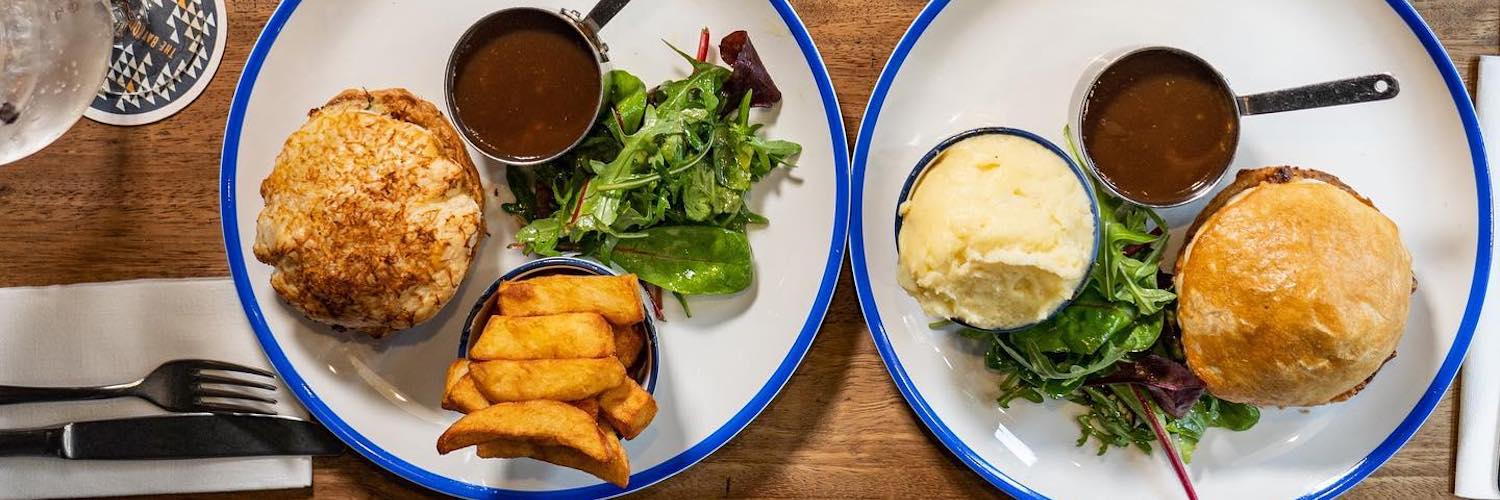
[1164,396,1262,462]
[505,36,799,298]
[609,226,752,295]
[1079,141,1176,316]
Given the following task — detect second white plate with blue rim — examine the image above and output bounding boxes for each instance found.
[851,1,1489,498]
[219,1,847,497]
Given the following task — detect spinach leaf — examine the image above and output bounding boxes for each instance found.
[1157,393,1259,462]
[1164,396,1225,463]
[605,70,647,134]
[1116,310,1163,353]
[1010,291,1135,355]
[1209,398,1260,431]
[610,225,753,295]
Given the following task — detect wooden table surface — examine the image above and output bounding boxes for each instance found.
[1,1,1495,498]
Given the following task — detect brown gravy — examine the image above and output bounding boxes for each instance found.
[451,10,601,162]
[1081,49,1239,205]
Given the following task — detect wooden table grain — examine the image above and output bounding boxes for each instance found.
[1,1,1494,498]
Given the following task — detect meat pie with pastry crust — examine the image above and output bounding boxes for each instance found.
[1175,166,1413,407]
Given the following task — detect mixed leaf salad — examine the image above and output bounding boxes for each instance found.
[504,30,800,303]
[950,129,1260,468]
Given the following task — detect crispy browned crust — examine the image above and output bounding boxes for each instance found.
[1328,351,1396,403]
[1183,166,1418,299]
[1176,166,1412,406]
[257,88,486,337]
[318,88,486,216]
[1181,166,1371,250]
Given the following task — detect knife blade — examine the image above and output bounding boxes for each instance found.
[0,413,345,459]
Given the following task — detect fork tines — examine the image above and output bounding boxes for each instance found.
[178,359,280,414]
[181,359,276,378]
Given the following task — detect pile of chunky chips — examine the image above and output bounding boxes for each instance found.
[438,274,657,487]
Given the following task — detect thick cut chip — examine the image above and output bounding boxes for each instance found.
[613,323,644,369]
[470,313,615,360]
[473,439,534,459]
[499,274,645,326]
[441,360,490,413]
[446,375,491,414]
[474,440,533,459]
[570,398,601,420]
[476,426,630,487]
[443,359,469,393]
[436,401,609,461]
[469,358,625,402]
[599,379,657,440]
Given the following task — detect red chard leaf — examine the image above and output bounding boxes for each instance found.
[1088,354,1206,418]
[719,30,782,108]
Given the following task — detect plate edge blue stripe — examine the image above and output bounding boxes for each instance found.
[847,1,1492,499]
[849,0,1044,498]
[1303,2,1493,497]
[218,1,852,498]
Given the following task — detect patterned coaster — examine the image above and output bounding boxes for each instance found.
[85,0,227,126]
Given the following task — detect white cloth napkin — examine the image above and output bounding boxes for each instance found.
[0,278,312,499]
[1457,55,1500,500]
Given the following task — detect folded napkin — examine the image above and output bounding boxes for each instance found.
[0,278,311,499]
[1457,55,1500,500]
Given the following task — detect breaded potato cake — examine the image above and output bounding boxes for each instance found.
[254,88,485,336]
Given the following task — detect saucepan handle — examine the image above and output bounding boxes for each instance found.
[1237,73,1400,116]
[582,0,633,32]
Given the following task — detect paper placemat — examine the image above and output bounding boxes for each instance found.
[0,278,311,499]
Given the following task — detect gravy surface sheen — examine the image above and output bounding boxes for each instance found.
[1082,50,1239,205]
[452,10,601,162]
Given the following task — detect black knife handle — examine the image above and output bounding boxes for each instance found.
[0,426,64,457]
[0,384,128,404]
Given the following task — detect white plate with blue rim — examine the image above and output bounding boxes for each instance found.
[851,1,1488,499]
[218,1,847,497]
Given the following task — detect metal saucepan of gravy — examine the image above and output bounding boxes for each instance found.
[1077,47,1400,208]
[445,1,633,166]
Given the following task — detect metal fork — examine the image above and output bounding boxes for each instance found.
[0,359,279,414]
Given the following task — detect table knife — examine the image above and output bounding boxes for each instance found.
[0,413,346,459]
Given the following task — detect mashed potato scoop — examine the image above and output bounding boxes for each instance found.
[895,128,1100,331]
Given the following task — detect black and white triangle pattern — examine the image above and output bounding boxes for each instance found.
[91,0,220,114]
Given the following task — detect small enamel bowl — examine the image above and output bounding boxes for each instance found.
[458,256,659,392]
[893,127,1102,333]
